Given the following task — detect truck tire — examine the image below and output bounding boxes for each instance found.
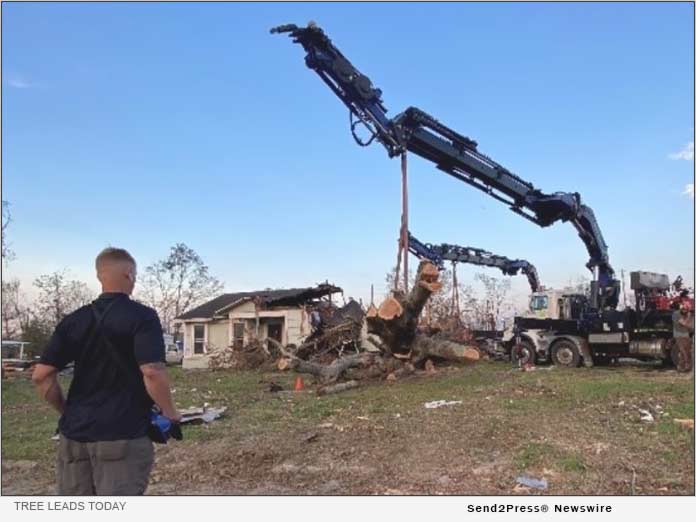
[511,339,536,366]
[551,339,581,368]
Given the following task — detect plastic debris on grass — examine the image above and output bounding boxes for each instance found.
[180,406,227,424]
[424,400,463,409]
[638,409,654,423]
[515,475,548,490]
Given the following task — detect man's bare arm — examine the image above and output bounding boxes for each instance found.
[678,316,695,333]
[140,362,181,421]
[32,364,65,415]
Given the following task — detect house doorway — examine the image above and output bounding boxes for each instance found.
[267,320,283,349]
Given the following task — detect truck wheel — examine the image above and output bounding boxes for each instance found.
[551,339,581,368]
[511,339,536,366]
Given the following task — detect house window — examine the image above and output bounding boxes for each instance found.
[193,324,206,354]
[233,322,245,349]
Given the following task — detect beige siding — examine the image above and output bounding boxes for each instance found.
[182,320,227,357]
[231,301,256,314]
[207,321,229,351]
[285,308,307,345]
[182,300,310,366]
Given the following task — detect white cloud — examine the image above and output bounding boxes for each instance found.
[669,141,694,161]
[684,183,694,199]
[6,74,32,89]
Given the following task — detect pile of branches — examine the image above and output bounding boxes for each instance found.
[208,338,281,371]
[274,261,480,393]
[295,300,365,361]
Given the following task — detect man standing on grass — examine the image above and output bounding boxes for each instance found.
[673,302,694,374]
[32,247,181,495]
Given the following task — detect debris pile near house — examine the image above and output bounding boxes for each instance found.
[208,339,272,371]
[205,283,343,371]
[289,300,365,361]
[203,262,481,388]
[274,261,481,392]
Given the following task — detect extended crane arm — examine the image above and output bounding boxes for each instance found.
[408,233,541,293]
[272,22,618,309]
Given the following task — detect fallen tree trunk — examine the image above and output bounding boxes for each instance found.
[268,338,372,383]
[317,380,360,396]
[366,263,440,354]
[366,260,478,365]
[270,260,480,385]
[285,353,369,384]
[410,335,480,365]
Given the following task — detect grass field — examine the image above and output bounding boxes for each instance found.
[2,360,693,495]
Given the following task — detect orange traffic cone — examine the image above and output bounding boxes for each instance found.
[294,376,305,391]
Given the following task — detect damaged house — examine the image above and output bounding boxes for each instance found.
[173,284,342,369]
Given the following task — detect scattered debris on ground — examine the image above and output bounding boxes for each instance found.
[180,406,227,424]
[639,409,655,423]
[515,474,549,490]
[3,362,693,495]
[424,400,463,409]
[674,418,694,430]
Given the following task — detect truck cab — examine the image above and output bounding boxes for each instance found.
[525,289,587,321]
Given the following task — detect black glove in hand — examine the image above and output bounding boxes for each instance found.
[169,422,183,441]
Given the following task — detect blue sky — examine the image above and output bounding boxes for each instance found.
[2,2,694,307]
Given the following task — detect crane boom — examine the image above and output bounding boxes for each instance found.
[408,233,541,292]
[272,22,619,310]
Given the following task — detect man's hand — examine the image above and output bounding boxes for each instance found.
[140,362,180,420]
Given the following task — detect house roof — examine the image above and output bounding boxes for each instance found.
[175,284,342,321]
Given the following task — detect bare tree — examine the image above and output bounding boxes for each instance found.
[138,243,223,334]
[567,274,591,296]
[2,200,14,262]
[33,271,94,330]
[474,273,512,330]
[385,265,415,295]
[1,279,32,340]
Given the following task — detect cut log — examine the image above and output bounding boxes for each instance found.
[378,297,403,320]
[419,261,440,282]
[419,280,443,293]
[287,353,369,383]
[317,380,360,396]
[367,261,441,354]
[410,335,480,365]
[269,258,480,388]
[366,260,481,365]
[392,362,415,378]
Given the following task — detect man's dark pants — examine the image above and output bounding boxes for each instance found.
[57,436,154,495]
[676,337,693,373]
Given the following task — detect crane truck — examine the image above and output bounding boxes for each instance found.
[272,22,694,368]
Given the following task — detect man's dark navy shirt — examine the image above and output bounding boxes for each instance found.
[40,293,165,442]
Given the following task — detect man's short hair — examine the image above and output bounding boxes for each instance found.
[95,247,136,271]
